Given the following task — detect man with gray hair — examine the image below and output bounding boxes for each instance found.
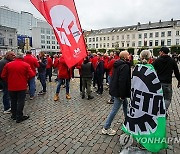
[1,52,35,123]
[0,51,15,113]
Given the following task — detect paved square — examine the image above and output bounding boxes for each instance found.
[0,75,180,154]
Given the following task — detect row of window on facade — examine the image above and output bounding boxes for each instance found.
[41,28,54,35]
[0,38,13,46]
[87,30,180,42]
[41,35,56,40]
[41,45,60,49]
[88,39,180,49]
[41,40,59,45]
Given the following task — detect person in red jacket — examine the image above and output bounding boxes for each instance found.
[46,54,53,82]
[91,53,98,88]
[24,51,39,99]
[103,53,109,84]
[1,52,35,123]
[54,56,72,101]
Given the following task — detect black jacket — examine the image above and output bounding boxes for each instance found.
[0,58,11,78]
[38,57,47,73]
[109,59,131,98]
[153,55,180,84]
[81,61,94,78]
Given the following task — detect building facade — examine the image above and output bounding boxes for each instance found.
[0,5,41,36]
[85,19,180,54]
[32,21,60,53]
[0,25,17,54]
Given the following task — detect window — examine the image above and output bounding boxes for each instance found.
[122,35,124,40]
[46,36,50,39]
[89,44,91,48]
[112,36,114,40]
[0,38,4,45]
[107,43,109,48]
[41,28,45,34]
[127,42,129,47]
[100,37,102,41]
[149,40,153,46]
[161,40,165,46]
[167,39,171,46]
[167,31,171,36]
[52,36,55,40]
[117,36,119,40]
[107,37,109,41]
[149,33,153,38]
[132,42,135,47]
[96,37,98,41]
[112,43,114,48]
[144,40,147,46]
[41,45,45,49]
[104,37,106,41]
[138,41,142,47]
[93,38,95,42]
[93,44,95,48]
[103,43,106,48]
[122,42,124,47]
[127,35,130,39]
[176,31,179,36]
[57,46,60,49]
[47,46,50,49]
[96,43,98,48]
[47,41,50,44]
[9,39,13,46]
[46,29,50,34]
[100,44,102,48]
[138,34,142,39]
[52,46,55,49]
[176,39,179,45]
[155,32,159,37]
[41,40,45,44]
[155,40,158,46]
[161,32,165,37]
[41,35,45,39]
[144,33,147,38]
[89,38,91,42]
[132,34,135,39]
[52,41,55,44]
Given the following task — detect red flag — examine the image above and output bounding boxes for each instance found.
[30,0,87,68]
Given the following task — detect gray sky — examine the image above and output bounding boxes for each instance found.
[0,0,179,30]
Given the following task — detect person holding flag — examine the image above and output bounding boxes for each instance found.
[122,50,167,152]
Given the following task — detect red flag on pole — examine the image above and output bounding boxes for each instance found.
[30,0,87,68]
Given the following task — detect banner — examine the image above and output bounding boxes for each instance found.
[31,0,87,68]
[122,64,167,152]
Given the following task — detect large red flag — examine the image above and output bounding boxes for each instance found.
[30,0,87,68]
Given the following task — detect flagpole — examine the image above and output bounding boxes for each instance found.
[72,0,88,54]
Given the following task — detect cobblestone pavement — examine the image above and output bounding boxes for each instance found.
[0,74,180,154]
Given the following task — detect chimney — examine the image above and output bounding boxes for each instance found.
[138,22,141,26]
[171,18,173,21]
[149,21,151,25]
[159,20,162,23]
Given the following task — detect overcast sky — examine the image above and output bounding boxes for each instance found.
[0,0,179,30]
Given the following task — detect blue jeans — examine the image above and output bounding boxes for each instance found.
[2,81,10,111]
[39,72,46,92]
[104,97,128,129]
[161,83,172,110]
[28,77,36,97]
[56,79,70,94]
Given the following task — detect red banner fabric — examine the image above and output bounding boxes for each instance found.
[31,0,87,68]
